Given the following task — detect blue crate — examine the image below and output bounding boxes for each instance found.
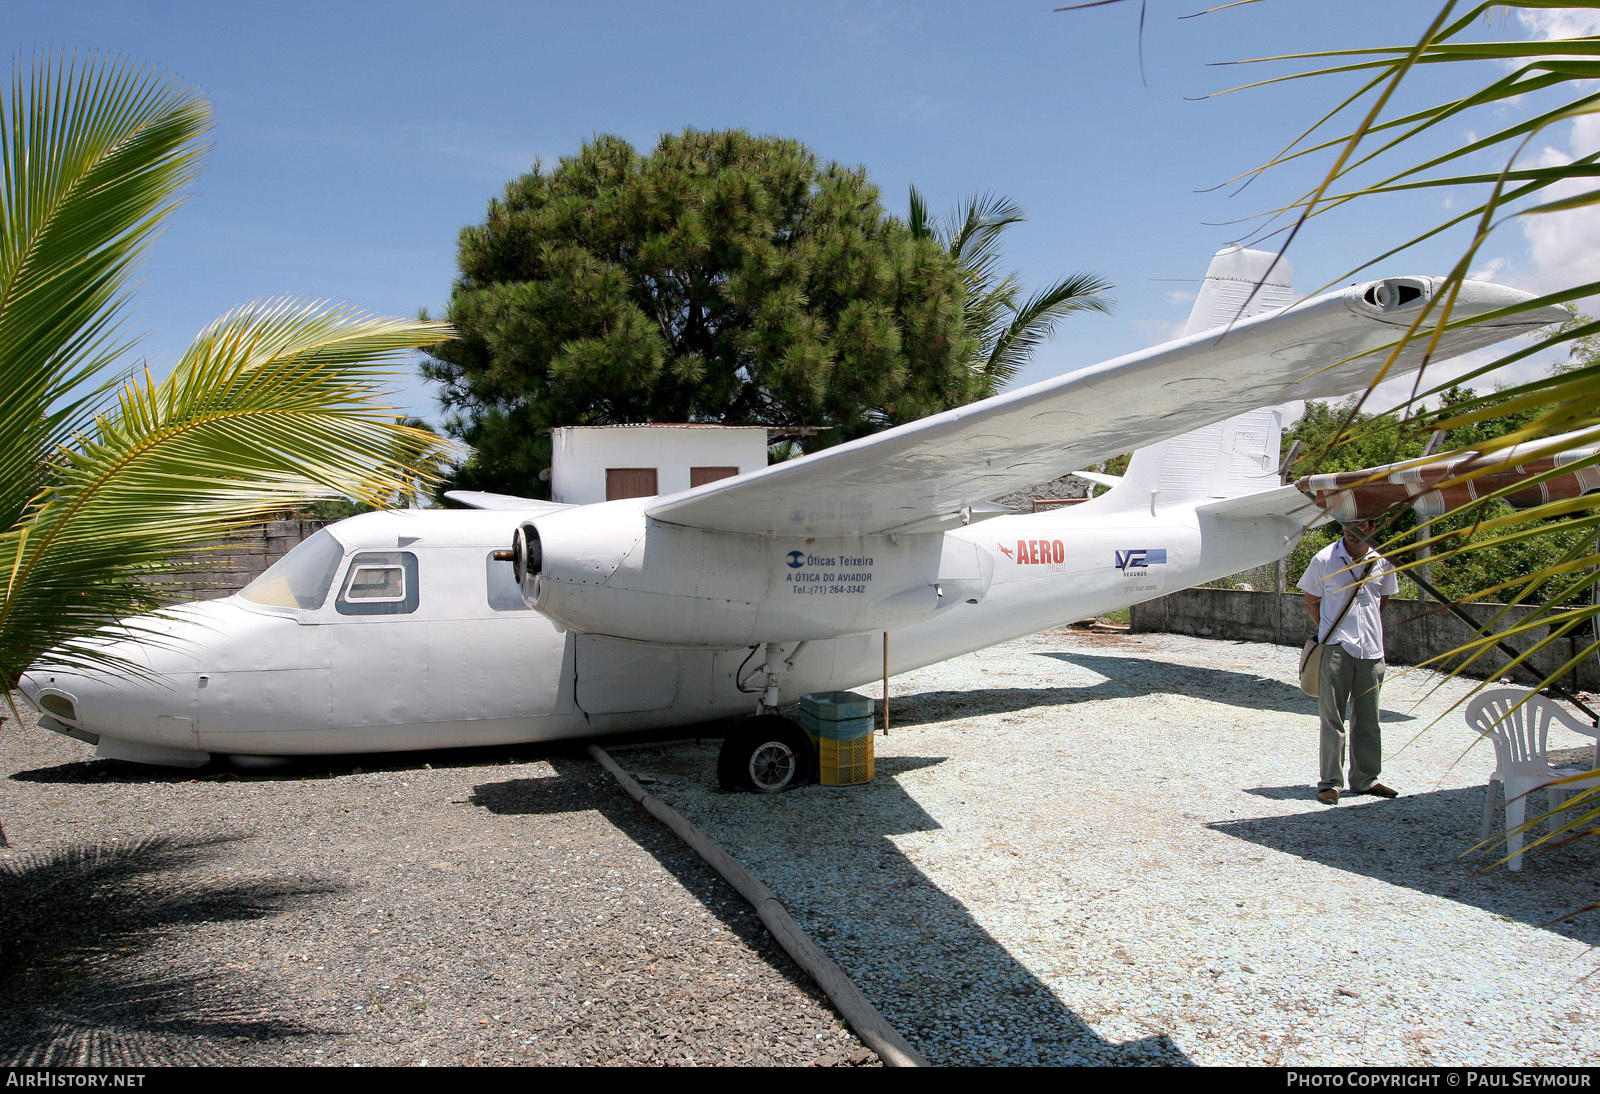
[799,709,875,741]
[800,690,874,722]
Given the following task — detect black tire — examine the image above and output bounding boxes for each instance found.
[716,715,816,793]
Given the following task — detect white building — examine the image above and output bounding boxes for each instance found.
[549,424,775,505]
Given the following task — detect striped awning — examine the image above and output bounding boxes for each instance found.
[1295,437,1600,523]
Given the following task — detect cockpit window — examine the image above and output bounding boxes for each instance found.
[239,529,346,609]
[336,551,419,615]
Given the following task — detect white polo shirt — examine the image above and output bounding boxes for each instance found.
[1296,538,1398,660]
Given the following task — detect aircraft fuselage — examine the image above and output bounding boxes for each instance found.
[19,495,1300,767]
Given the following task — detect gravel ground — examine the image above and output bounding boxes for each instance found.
[4,627,1597,1067]
[0,722,874,1066]
[613,628,1600,1067]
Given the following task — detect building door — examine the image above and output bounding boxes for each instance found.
[690,466,739,487]
[605,467,658,500]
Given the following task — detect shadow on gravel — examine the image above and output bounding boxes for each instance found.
[1243,785,1329,802]
[0,836,335,1065]
[1213,787,1600,944]
[547,746,1191,1067]
[467,751,861,1054]
[9,724,730,787]
[882,654,1416,728]
[11,758,214,784]
[1048,654,1419,721]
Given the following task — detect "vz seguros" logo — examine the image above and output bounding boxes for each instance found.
[1115,548,1167,570]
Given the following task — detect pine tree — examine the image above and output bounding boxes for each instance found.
[425,130,981,496]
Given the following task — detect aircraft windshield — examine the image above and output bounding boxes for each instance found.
[239,529,346,610]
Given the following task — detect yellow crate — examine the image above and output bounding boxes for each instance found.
[810,730,875,786]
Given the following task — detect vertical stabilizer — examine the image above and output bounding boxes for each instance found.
[1102,247,1293,512]
[1178,245,1294,337]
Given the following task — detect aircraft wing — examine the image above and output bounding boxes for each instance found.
[445,490,573,514]
[644,276,1564,537]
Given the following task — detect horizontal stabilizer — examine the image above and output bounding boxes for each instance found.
[1195,484,1327,525]
[1072,470,1123,488]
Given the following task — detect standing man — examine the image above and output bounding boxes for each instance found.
[1298,519,1401,805]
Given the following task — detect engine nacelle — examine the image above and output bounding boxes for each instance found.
[511,500,994,647]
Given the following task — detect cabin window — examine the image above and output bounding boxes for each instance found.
[605,467,658,500]
[486,552,530,611]
[336,551,419,615]
[690,466,739,487]
[240,529,346,610]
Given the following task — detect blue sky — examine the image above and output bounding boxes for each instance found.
[13,1,1579,423]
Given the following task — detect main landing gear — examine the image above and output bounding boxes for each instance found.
[719,640,816,792]
[717,714,816,793]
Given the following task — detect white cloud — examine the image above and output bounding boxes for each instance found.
[1164,289,1197,305]
[1517,119,1600,282]
[1468,255,1508,282]
[1473,117,1600,307]
[897,95,945,121]
[1519,9,1600,40]
[1130,317,1186,345]
[1446,12,1600,312]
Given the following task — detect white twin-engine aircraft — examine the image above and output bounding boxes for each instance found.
[19,248,1566,788]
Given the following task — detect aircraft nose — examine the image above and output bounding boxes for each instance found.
[22,624,202,745]
[16,669,66,719]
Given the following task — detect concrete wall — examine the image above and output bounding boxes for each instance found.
[151,518,330,601]
[1131,588,1599,689]
[550,425,770,504]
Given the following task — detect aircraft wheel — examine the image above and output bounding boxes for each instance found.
[717,716,815,793]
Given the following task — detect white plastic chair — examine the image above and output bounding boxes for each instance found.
[1466,688,1600,871]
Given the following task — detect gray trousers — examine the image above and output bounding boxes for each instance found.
[1318,644,1386,792]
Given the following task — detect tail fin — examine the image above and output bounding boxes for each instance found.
[1175,244,1294,338]
[1100,246,1293,512]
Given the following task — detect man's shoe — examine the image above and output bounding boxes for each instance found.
[1362,783,1399,798]
[1317,788,1340,805]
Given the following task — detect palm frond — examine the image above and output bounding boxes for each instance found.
[906,184,933,240]
[1202,5,1600,821]
[982,271,1117,385]
[0,302,452,684]
[0,56,209,532]
[910,186,1114,393]
[942,191,1025,287]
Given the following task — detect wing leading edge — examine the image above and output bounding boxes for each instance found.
[645,276,1563,537]
[445,490,574,514]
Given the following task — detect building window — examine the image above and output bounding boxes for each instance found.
[690,466,739,487]
[605,467,658,500]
